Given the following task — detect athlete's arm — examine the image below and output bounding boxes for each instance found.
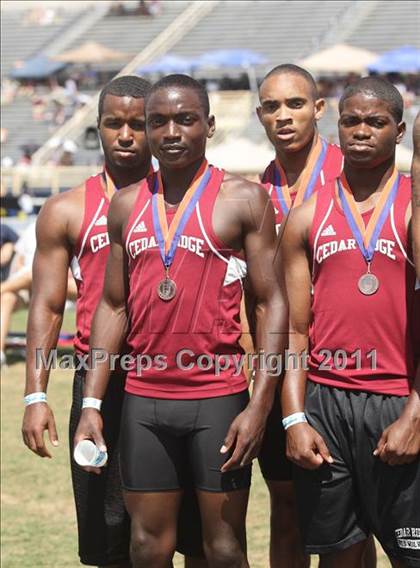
[374,360,420,465]
[74,190,130,469]
[280,200,333,470]
[411,112,420,280]
[374,190,420,465]
[22,193,76,458]
[221,183,288,471]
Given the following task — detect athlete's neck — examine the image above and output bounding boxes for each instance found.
[159,156,206,205]
[343,156,396,201]
[105,161,151,191]
[275,133,317,188]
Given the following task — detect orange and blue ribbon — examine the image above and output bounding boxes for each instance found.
[273,135,327,216]
[337,168,399,264]
[152,160,211,268]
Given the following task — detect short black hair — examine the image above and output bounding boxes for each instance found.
[98,75,152,120]
[339,76,404,123]
[259,64,318,100]
[145,74,210,117]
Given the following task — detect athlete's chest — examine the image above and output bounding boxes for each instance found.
[126,201,211,263]
[313,202,406,268]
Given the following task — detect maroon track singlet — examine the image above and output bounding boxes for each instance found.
[72,174,110,355]
[308,175,418,396]
[261,142,343,232]
[123,166,248,399]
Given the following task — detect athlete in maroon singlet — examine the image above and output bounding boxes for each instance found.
[254,64,344,568]
[22,76,207,568]
[412,112,420,280]
[75,75,287,568]
[282,77,420,568]
[123,165,248,399]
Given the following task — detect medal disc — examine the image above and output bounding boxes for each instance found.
[358,273,379,295]
[157,277,177,301]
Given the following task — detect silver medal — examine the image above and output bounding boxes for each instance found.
[157,277,177,301]
[358,273,379,295]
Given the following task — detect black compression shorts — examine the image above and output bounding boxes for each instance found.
[120,390,252,493]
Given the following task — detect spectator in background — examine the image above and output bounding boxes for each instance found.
[149,0,161,16]
[58,140,77,166]
[0,222,36,367]
[108,1,127,16]
[0,221,76,366]
[0,224,18,282]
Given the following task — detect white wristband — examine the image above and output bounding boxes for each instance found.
[82,397,102,411]
[24,392,47,406]
[282,412,307,430]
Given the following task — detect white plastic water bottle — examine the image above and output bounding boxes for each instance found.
[73,440,107,467]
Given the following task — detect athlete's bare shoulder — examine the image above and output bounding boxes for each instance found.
[109,181,141,219]
[36,183,86,246]
[221,170,270,203]
[108,180,143,242]
[283,191,317,244]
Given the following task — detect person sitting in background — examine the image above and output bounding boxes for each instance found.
[0,221,77,366]
[0,223,18,282]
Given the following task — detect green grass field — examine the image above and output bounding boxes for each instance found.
[1,309,391,567]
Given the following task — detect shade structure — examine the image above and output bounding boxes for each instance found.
[299,44,378,74]
[138,55,195,74]
[368,46,420,73]
[54,41,130,64]
[195,49,267,93]
[196,49,267,68]
[10,55,67,79]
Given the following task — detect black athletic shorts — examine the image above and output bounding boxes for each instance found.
[295,381,420,567]
[120,390,252,492]
[69,369,130,566]
[258,388,293,481]
[70,371,206,563]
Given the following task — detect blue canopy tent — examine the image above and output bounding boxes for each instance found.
[368,46,420,73]
[194,49,268,92]
[137,55,196,74]
[196,49,267,68]
[10,55,67,79]
[137,49,267,92]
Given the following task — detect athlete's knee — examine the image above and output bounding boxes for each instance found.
[319,540,367,568]
[203,535,246,568]
[130,527,175,566]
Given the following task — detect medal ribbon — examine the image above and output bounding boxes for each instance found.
[152,160,211,268]
[273,135,328,216]
[337,168,399,264]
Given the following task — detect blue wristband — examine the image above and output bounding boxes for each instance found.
[24,392,47,406]
[282,412,307,430]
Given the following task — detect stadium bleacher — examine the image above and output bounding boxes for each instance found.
[60,1,190,73]
[347,0,420,52]
[1,9,86,77]
[171,0,354,74]
[1,0,419,191]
